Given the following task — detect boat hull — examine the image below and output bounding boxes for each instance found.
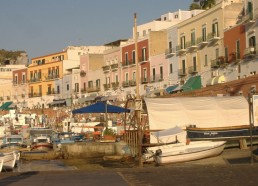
[153,141,226,164]
[0,152,16,170]
[187,126,258,140]
[32,142,53,151]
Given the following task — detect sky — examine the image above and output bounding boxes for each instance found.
[0,0,193,59]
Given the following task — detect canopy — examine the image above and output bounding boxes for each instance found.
[145,96,249,130]
[182,75,201,92]
[72,101,130,114]
[0,101,13,110]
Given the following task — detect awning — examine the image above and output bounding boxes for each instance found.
[48,100,66,106]
[165,84,179,94]
[78,96,95,103]
[182,75,201,92]
[101,95,118,102]
[213,75,225,85]
[207,75,226,86]
[0,101,13,110]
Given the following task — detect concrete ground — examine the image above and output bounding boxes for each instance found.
[1,147,258,186]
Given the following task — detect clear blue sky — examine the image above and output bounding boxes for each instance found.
[0,0,193,59]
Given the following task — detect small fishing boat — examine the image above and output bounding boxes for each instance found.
[186,125,258,140]
[144,141,226,165]
[31,135,53,151]
[0,151,16,171]
[1,135,26,150]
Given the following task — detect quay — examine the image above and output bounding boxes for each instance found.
[0,147,258,186]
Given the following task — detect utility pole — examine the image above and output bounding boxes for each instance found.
[134,13,143,167]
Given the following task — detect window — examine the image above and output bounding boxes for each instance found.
[170,63,173,74]
[143,30,146,36]
[238,65,241,73]
[142,48,146,61]
[175,15,178,19]
[96,79,100,87]
[191,31,196,45]
[160,66,163,80]
[132,51,136,64]
[75,83,79,92]
[180,36,186,49]
[215,48,219,59]
[66,84,69,91]
[236,40,240,59]
[125,73,129,82]
[182,60,186,74]
[125,53,128,65]
[152,68,156,81]
[22,74,26,84]
[204,55,208,66]
[202,26,206,41]
[212,22,219,37]
[225,47,228,63]
[57,85,60,94]
[143,69,147,82]
[14,75,18,85]
[133,72,136,81]
[193,56,197,71]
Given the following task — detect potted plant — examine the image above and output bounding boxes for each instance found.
[103,128,116,141]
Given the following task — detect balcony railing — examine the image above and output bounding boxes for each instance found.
[188,66,198,74]
[45,74,59,81]
[244,46,257,59]
[122,81,130,87]
[81,88,87,93]
[110,63,118,70]
[87,86,100,93]
[103,84,111,90]
[197,36,208,47]
[176,45,187,55]
[178,69,187,76]
[102,65,110,72]
[242,12,255,25]
[165,48,176,57]
[111,82,119,89]
[186,40,197,50]
[141,77,149,84]
[29,78,42,83]
[29,92,42,97]
[207,32,220,42]
[129,80,136,86]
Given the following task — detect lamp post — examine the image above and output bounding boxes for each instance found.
[134,13,143,167]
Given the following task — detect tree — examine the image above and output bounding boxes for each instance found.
[190,3,201,10]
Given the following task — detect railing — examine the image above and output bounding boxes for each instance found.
[103,84,111,90]
[45,74,59,81]
[138,57,148,63]
[197,36,208,45]
[211,59,220,68]
[122,81,130,87]
[81,88,87,93]
[244,46,256,58]
[111,82,119,88]
[110,63,118,70]
[129,80,136,86]
[207,32,220,41]
[165,48,176,56]
[102,65,110,72]
[188,66,198,74]
[178,69,187,76]
[29,78,42,83]
[242,12,254,24]
[141,77,149,84]
[87,86,100,92]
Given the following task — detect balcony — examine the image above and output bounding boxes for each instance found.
[80,70,86,77]
[45,74,59,81]
[110,63,119,70]
[111,82,119,89]
[176,45,187,56]
[186,40,198,51]
[197,36,208,48]
[230,52,241,64]
[138,57,148,64]
[103,83,111,90]
[178,69,187,77]
[207,32,220,43]
[29,77,42,83]
[122,61,130,68]
[122,81,130,87]
[188,66,198,74]
[129,80,136,86]
[165,48,176,58]
[242,12,255,25]
[29,92,42,97]
[244,46,256,60]
[80,88,87,93]
[141,77,149,84]
[87,86,100,93]
[102,65,110,73]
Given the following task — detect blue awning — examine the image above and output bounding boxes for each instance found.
[165,84,179,94]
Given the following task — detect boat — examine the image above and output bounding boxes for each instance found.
[144,141,226,165]
[186,125,258,140]
[0,151,16,171]
[1,135,26,150]
[31,135,53,151]
[0,159,3,172]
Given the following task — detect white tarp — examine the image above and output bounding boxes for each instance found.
[145,96,250,130]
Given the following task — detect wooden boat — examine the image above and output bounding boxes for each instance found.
[0,151,16,171]
[144,141,226,165]
[0,159,3,172]
[31,135,53,151]
[1,135,26,150]
[186,125,258,140]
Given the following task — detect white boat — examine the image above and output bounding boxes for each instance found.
[145,141,226,165]
[0,151,16,171]
[31,135,53,151]
[0,159,3,172]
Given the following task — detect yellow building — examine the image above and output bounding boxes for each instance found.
[28,51,67,97]
[176,1,243,86]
